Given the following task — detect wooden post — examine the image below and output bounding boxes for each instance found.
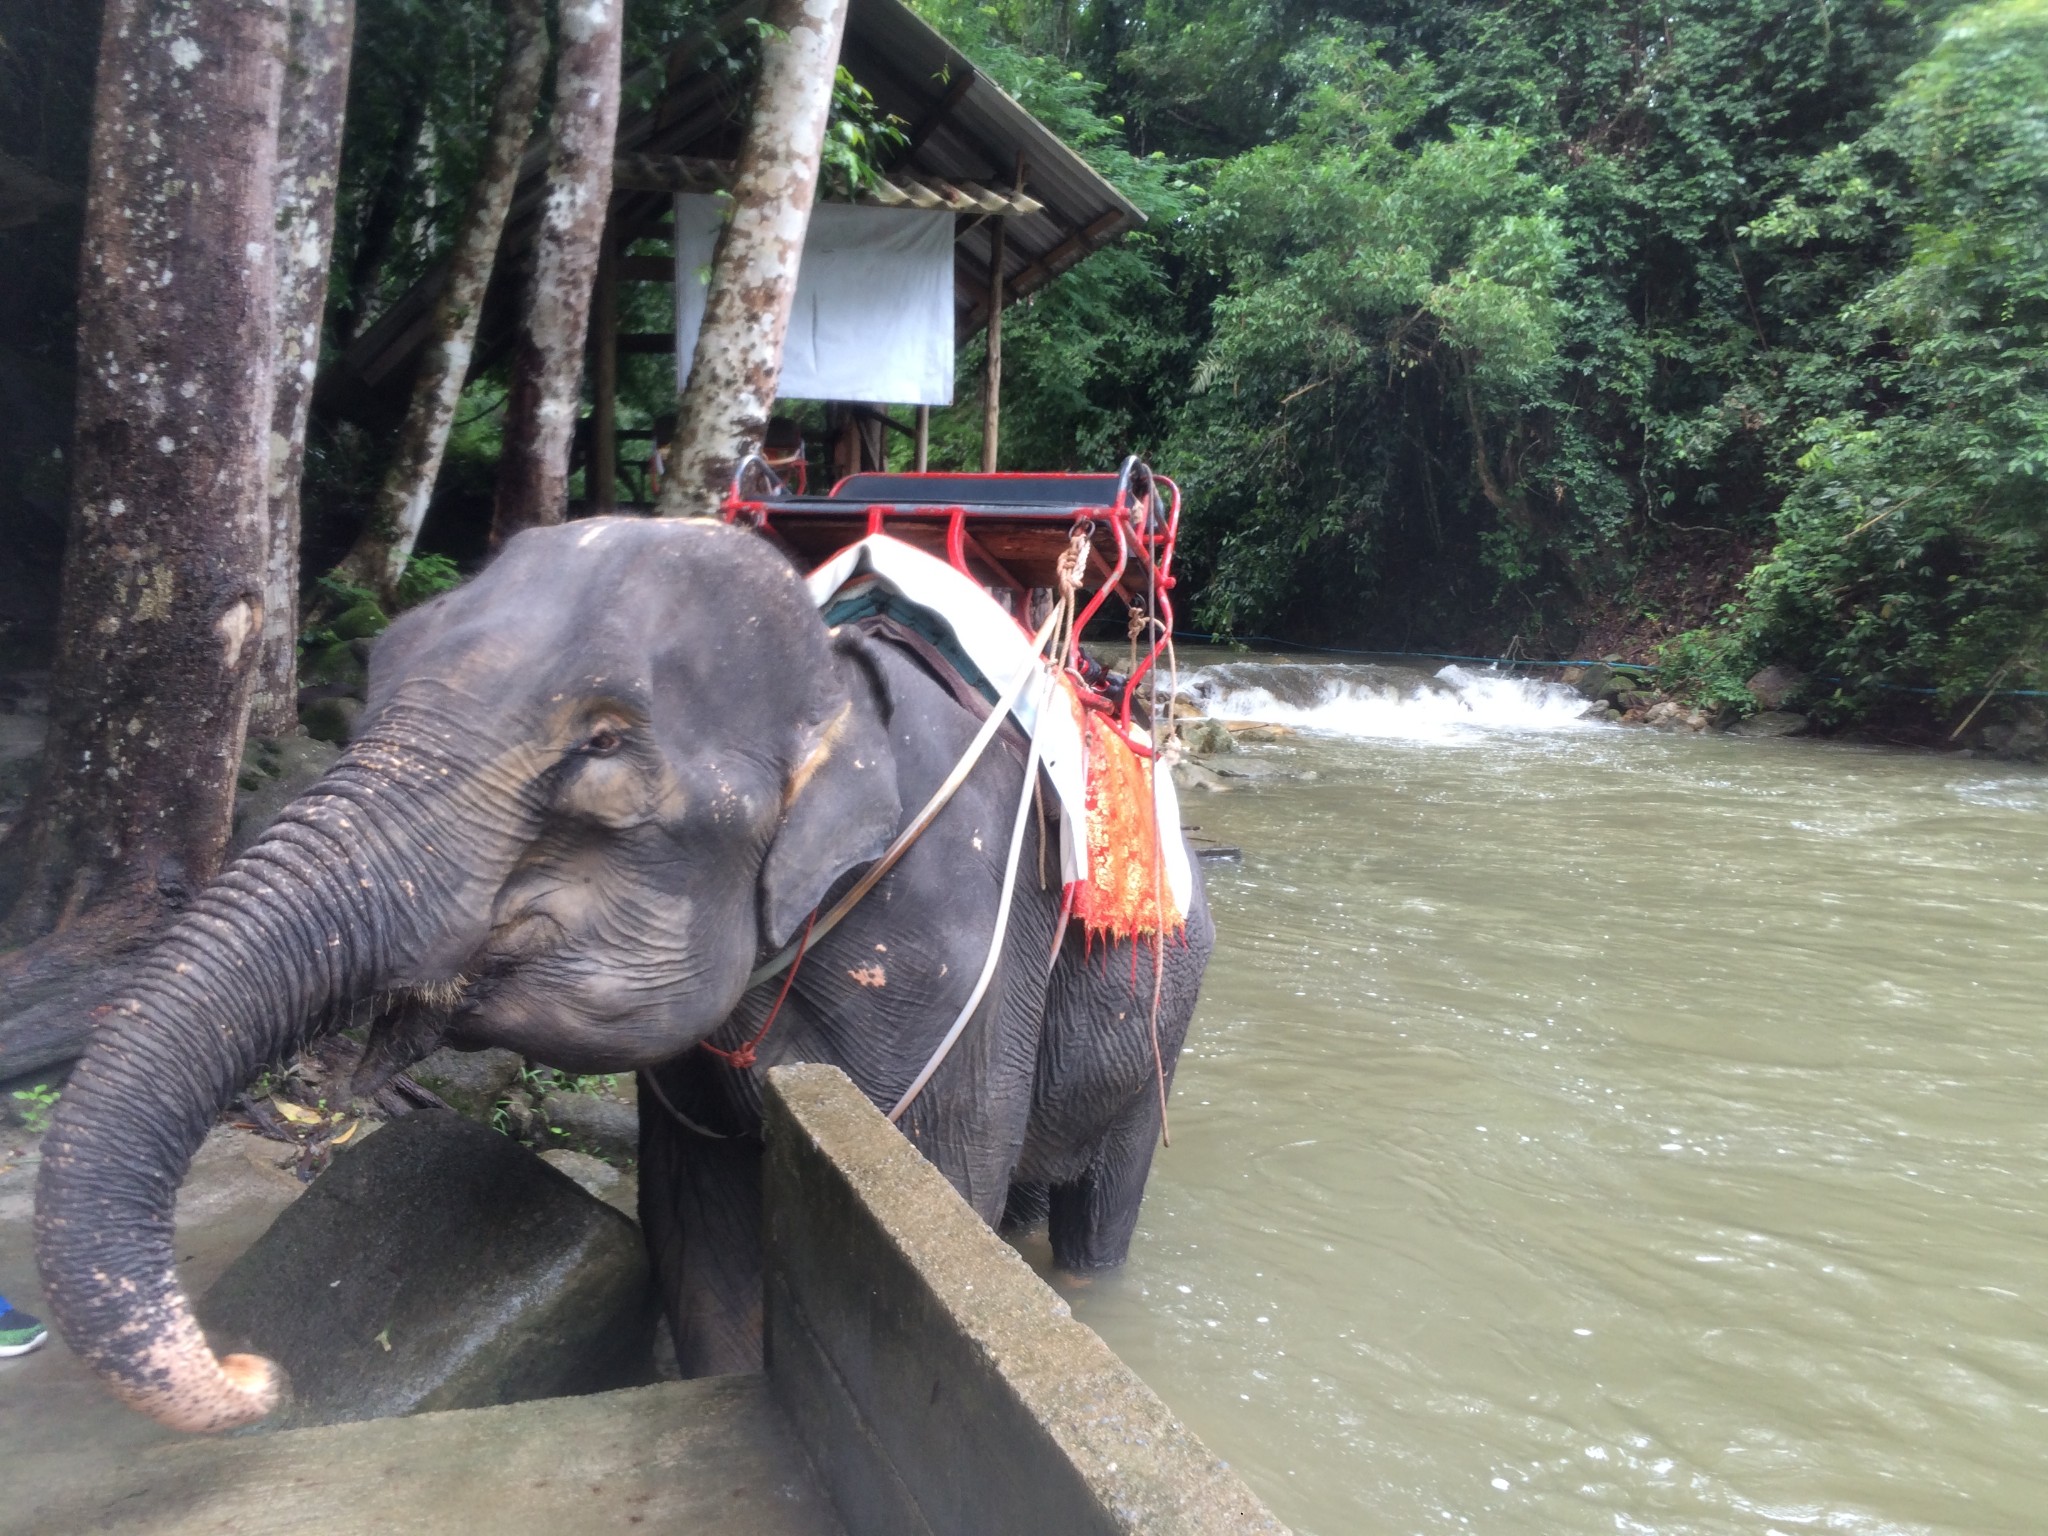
[591,229,619,511]
[981,216,1004,473]
[981,157,1025,474]
[915,404,930,471]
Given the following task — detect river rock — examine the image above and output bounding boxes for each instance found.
[1746,665,1808,711]
[230,734,341,854]
[539,1089,640,1163]
[1227,722,1297,744]
[1978,705,2048,761]
[1173,759,1234,793]
[1729,709,1811,738]
[198,1111,655,1429]
[1572,663,1616,701]
[1175,716,1237,755]
[407,1047,525,1120]
[1579,701,1620,722]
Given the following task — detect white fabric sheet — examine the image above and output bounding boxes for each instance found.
[804,535,1193,917]
[673,195,955,406]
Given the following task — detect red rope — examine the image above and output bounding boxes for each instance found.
[700,910,817,1070]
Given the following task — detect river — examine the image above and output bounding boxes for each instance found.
[1057,651,2048,1535]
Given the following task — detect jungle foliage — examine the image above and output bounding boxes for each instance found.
[901,0,2044,720]
[314,0,2044,720]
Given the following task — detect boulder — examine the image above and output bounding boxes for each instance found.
[1746,665,1808,712]
[1227,722,1296,744]
[540,1148,623,1197]
[408,1046,524,1120]
[199,1111,655,1429]
[1174,716,1236,756]
[1979,705,2048,762]
[1172,759,1233,793]
[1578,701,1620,723]
[539,1089,640,1163]
[1643,700,1685,728]
[328,600,389,641]
[299,638,368,692]
[230,734,341,854]
[1729,709,1810,738]
[1571,663,1616,700]
[300,694,362,745]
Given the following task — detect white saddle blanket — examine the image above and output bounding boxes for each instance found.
[805,535,1191,915]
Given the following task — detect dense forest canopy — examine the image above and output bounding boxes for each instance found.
[3,0,2043,729]
[934,0,2045,726]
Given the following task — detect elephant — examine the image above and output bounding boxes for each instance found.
[33,515,1212,1431]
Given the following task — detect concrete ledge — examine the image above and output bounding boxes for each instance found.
[17,1376,843,1536]
[762,1063,1288,1536]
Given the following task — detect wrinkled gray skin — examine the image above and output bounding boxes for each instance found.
[33,518,1211,1429]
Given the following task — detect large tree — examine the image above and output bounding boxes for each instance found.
[249,0,358,737]
[656,0,852,514]
[490,0,623,542]
[330,0,548,602]
[0,0,288,974]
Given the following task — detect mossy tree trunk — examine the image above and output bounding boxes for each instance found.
[330,0,548,604]
[0,0,288,972]
[655,0,851,516]
[490,0,623,544]
[249,0,358,739]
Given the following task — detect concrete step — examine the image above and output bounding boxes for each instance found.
[21,1376,843,1536]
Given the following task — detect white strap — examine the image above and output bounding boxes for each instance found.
[888,655,1056,1123]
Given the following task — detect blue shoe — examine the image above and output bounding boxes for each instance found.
[0,1306,48,1357]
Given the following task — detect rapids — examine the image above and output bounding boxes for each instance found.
[1044,649,2048,1535]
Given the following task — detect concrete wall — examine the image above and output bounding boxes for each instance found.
[761,1063,1288,1536]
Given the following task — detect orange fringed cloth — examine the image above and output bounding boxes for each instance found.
[1068,709,1184,943]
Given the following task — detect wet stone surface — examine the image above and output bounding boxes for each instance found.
[199,1110,656,1429]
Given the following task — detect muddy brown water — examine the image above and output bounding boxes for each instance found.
[1057,652,2048,1535]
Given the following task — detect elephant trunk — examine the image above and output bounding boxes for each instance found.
[33,717,500,1432]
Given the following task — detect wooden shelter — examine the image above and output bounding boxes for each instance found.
[314,0,1144,501]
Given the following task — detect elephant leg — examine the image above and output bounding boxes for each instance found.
[1047,1090,1164,1271]
[638,1066,766,1377]
[1001,1179,1050,1233]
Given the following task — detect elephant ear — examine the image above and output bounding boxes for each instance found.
[758,638,901,949]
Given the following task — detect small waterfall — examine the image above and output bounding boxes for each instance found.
[1182,660,1597,741]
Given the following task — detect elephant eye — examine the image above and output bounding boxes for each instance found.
[580,726,625,757]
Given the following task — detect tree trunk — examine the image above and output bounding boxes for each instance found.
[0,0,288,953]
[249,0,358,738]
[330,0,548,603]
[329,65,432,348]
[490,0,623,544]
[655,0,851,516]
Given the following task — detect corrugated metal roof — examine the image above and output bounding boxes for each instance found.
[319,0,1143,424]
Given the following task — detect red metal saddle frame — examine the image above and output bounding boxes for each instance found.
[721,456,1181,729]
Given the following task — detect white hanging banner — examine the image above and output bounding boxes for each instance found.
[673,194,956,407]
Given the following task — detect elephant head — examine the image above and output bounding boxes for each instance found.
[34,518,901,1431]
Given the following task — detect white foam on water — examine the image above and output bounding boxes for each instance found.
[1184,661,1599,742]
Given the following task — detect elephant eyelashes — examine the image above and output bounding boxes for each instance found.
[580,727,625,757]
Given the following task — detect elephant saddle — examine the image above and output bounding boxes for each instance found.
[808,535,1191,945]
